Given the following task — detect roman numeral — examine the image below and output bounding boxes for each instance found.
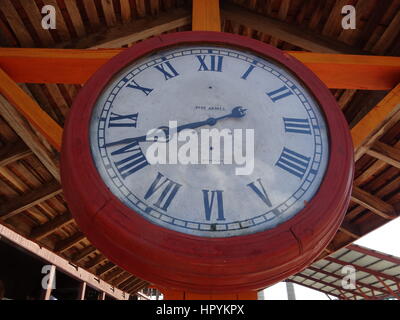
[144,172,182,211]
[241,64,256,80]
[126,79,153,96]
[196,55,223,72]
[110,139,149,179]
[154,61,179,80]
[275,147,310,179]
[283,117,312,135]
[266,85,293,102]
[247,178,272,207]
[202,190,225,221]
[108,112,138,128]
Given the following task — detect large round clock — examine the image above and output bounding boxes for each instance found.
[61,32,353,293]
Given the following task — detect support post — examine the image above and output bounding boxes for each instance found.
[77,282,87,300]
[192,0,221,32]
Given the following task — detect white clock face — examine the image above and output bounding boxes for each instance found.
[90,45,329,238]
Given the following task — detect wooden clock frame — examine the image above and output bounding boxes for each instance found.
[61,31,354,293]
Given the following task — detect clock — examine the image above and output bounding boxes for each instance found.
[61,32,353,293]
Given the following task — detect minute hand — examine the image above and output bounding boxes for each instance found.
[176,106,247,132]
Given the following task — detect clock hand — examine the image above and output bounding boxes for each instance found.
[175,106,247,131]
[105,106,247,147]
[105,126,170,147]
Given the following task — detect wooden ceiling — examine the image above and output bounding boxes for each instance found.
[0,0,399,297]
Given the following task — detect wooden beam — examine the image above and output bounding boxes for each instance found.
[54,232,85,253]
[0,141,32,167]
[366,141,400,169]
[97,262,117,277]
[85,254,108,270]
[351,186,397,220]
[0,181,62,220]
[0,68,62,151]
[287,52,400,90]
[221,3,365,54]
[0,95,60,181]
[1,48,399,90]
[352,83,400,153]
[72,246,97,263]
[30,211,74,240]
[0,223,129,300]
[192,0,221,31]
[103,268,124,281]
[56,8,191,49]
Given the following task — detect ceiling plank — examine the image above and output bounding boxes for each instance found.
[1,48,399,90]
[72,246,97,263]
[82,0,101,29]
[1,0,35,47]
[97,262,117,277]
[0,180,62,220]
[55,7,190,49]
[0,68,62,151]
[54,232,86,253]
[221,3,365,54]
[192,0,221,32]
[0,140,32,167]
[30,211,74,240]
[101,0,117,27]
[85,254,108,269]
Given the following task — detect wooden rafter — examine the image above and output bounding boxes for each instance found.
[0,68,62,151]
[222,3,365,54]
[30,211,73,240]
[192,0,221,32]
[366,141,400,169]
[351,186,397,220]
[72,246,97,263]
[0,140,32,167]
[85,254,108,270]
[352,83,400,155]
[97,262,117,277]
[54,232,85,254]
[56,8,191,49]
[0,181,62,220]
[1,48,399,90]
[0,95,60,180]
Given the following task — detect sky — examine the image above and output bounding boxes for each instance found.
[262,218,400,300]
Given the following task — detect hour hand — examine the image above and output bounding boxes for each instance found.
[105,126,170,147]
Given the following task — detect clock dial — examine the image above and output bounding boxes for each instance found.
[89,45,329,237]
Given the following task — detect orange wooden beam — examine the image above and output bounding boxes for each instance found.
[351,83,400,150]
[192,0,221,32]
[0,67,62,151]
[0,48,399,90]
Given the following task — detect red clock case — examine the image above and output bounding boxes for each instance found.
[61,31,354,293]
